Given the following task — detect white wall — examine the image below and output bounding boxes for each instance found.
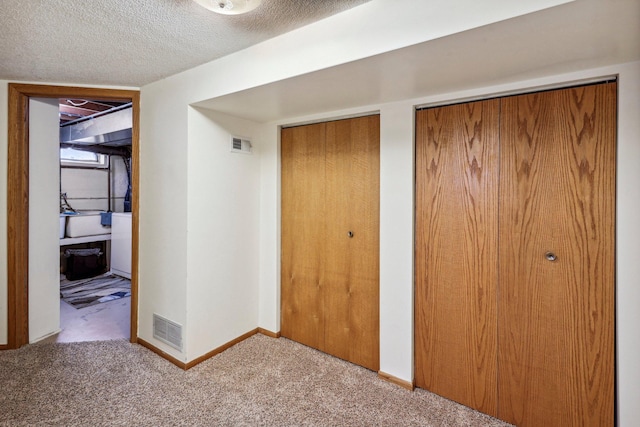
[61,157,129,212]
[138,89,266,361]
[136,0,573,354]
[378,102,416,382]
[137,82,189,360]
[28,98,61,342]
[614,61,640,427]
[257,125,280,332]
[185,108,263,358]
[137,0,572,361]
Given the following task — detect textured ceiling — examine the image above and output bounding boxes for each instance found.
[0,0,370,87]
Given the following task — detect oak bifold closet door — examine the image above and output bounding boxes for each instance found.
[415,83,615,426]
[415,99,500,416]
[281,115,380,371]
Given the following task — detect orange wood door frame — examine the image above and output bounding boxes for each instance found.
[6,83,140,349]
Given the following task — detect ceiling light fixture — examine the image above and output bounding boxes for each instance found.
[193,0,263,15]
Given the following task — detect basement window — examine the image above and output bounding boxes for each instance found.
[60,147,108,168]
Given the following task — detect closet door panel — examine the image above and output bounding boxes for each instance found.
[498,83,616,426]
[324,120,352,362]
[282,116,380,371]
[325,116,380,371]
[415,100,499,416]
[281,123,327,351]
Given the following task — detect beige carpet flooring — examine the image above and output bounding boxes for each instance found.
[0,334,512,426]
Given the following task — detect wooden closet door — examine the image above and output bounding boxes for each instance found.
[498,83,616,426]
[281,116,380,371]
[281,123,327,350]
[415,100,499,416]
[324,116,380,371]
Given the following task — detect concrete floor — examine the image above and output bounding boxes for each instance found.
[56,296,130,343]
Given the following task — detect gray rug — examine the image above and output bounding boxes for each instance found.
[0,334,512,426]
[60,273,131,309]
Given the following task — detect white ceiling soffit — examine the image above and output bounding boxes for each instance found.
[0,0,370,87]
[198,0,640,123]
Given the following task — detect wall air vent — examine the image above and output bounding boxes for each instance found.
[153,313,183,351]
[231,136,252,154]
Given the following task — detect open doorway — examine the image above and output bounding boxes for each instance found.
[6,84,140,349]
[57,98,133,342]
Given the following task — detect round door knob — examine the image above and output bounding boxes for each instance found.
[347,231,354,238]
[545,252,557,262]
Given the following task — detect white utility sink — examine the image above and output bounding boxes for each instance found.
[62,211,111,238]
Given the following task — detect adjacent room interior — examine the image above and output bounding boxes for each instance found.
[57,98,133,343]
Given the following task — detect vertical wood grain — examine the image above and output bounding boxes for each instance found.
[324,120,351,361]
[7,84,30,348]
[281,116,380,371]
[325,116,380,371]
[281,123,327,351]
[345,115,380,371]
[415,100,499,416]
[498,83,616,426]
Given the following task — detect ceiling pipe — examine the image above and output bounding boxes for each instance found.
[60,105,132,147]
[60,143,131,157]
